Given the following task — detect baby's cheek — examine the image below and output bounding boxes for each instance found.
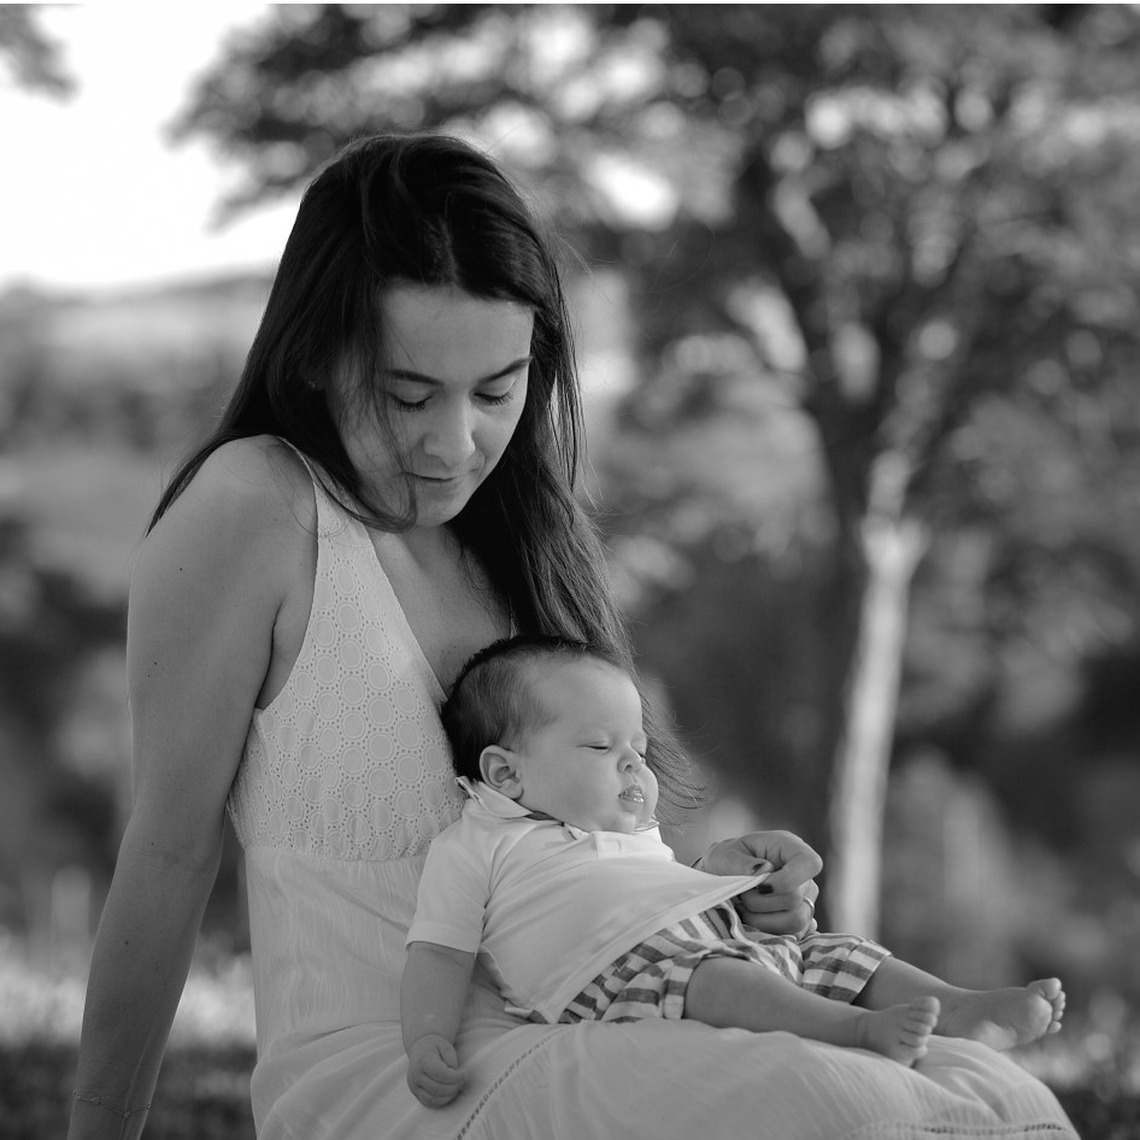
[641,775,661,822]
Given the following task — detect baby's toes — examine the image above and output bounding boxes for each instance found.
[911,996,941,1027]
[902,997,940,1043]
[1028,978,1062,1004]
[1029,978,1066,1030]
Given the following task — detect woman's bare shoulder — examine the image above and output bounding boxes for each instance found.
[151,435,317,547]
[189,435,315,525]
[136,435,317,595]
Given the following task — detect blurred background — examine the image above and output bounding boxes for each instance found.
[2,4,1140,1136]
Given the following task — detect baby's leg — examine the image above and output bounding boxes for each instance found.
[685,956,939,1066]
[857,959,1065,1051]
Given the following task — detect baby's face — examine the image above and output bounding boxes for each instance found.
[509,659,659,833]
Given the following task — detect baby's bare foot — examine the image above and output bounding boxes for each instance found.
[939,979,1065,1051]
[857,996,940,1066]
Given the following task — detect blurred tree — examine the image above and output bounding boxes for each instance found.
[0,278,266,456]
[0,4,74,96]
[0,512,125,932]
[170,4,1140,936]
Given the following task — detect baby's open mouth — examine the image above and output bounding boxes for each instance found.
[619,786,645,804]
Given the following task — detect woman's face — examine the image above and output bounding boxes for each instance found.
[338,284,534,528]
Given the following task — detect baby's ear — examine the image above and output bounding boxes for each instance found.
[479,746,524,799]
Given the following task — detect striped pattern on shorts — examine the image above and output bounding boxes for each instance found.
[555,901,890,1024]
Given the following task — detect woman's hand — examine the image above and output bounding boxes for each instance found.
[700,831,822,937]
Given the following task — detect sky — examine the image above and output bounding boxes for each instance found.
[1,3,298,294]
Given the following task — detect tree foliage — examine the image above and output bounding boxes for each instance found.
[0,5,74,97]
[170,5,1140,930]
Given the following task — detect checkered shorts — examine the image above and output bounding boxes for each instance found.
[556,902,890,1024]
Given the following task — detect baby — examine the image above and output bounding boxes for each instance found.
[401,635,1065,1108]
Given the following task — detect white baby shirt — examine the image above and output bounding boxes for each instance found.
[406,781,766,1022]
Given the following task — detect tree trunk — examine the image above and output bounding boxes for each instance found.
[824,499,928,939]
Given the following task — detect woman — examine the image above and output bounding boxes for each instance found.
[68,133,1077,1140]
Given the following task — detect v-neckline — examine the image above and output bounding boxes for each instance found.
[282,442,450,703]
[365,528,447,703]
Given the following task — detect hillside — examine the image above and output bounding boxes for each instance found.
[1,272,272,597]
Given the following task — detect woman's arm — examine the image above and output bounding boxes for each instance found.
[402,942,477,1108]
[67,441,306,1140]
[69,814,226,1138]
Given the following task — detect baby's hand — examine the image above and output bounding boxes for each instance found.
[407,1034,466,1108]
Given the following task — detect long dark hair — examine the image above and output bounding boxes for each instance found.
[150,131,701,820]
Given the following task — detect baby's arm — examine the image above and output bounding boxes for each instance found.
[401,941,477,1108]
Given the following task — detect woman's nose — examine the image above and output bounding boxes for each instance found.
[423,404,476,466]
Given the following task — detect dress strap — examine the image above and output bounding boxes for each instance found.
[275,437,353,541]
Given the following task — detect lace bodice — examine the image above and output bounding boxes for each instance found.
[228,462,465,861]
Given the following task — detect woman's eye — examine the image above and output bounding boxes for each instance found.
[387,388,514,411]
[477,388,516,407]
[388,393,430,412]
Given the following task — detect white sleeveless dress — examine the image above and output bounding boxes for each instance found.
[227,460,1078,1140]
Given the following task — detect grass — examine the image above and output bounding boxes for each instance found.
[0,939,256,1138]
[2,943,1137,1139]
[1,1040,256,1140]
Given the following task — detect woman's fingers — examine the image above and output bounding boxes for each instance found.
[751,835,823,894]
[699,830,823,936]
[734,879,820,936]
[702,831,822,890]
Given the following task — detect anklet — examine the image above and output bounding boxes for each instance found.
[72,1090,153,1119]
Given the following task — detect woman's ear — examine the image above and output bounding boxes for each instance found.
[479,746,524,799]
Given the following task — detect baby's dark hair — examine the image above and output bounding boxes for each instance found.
[441,635,625,783]
[441,634,706,822]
